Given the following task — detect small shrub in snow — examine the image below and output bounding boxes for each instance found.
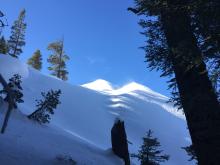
[131,129,169,165]
[0,74,24,109]
[55,154,77,165]
[28,89,61,124]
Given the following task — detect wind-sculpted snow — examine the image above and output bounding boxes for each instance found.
[0,55,194,165]
[83,79,184,119]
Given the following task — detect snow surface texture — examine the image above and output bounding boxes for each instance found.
[0,55,194,165]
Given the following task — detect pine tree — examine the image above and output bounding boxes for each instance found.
[8,9,26,58]
[0,10,7,35]
[129,1,220,164]
[182,144,198,165]
[192,0,220,58]
[0,36,8,54]
[131,130,169,165]
[0,73,17,133]
[27,49,42,70]
[0,74,24,109]
[28,89,61,124]
[191,1,220,98]
[47,39,69,81]
[0,10,5,28]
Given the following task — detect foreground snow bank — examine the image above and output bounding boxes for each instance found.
[0,103,122,165]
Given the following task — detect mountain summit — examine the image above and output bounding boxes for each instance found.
[83,79,167,98]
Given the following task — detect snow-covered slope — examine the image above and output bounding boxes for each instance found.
[0,55,193,165]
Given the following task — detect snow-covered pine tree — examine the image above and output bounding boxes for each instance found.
[28,89,61,124]
[8,9,26,58]
[131,129,169,165]
[0,74,24,109]
[27,49,42,70]
[47,38,69,81]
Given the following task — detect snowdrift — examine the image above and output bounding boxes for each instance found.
[0,55,193,165]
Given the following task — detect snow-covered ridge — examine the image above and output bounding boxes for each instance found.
[82,79,167,99]
[82,79,114,92]
[0,55,193,165]
[82,79,183,119]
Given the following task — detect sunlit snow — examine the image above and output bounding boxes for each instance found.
[0,55,194,165]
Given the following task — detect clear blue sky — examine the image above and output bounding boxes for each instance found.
[1,0,170,96]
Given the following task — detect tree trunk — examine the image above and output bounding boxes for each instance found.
[111,120,130,165]
[0,74,14,133]
[57,39,64,79]
[160,1,220,164]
